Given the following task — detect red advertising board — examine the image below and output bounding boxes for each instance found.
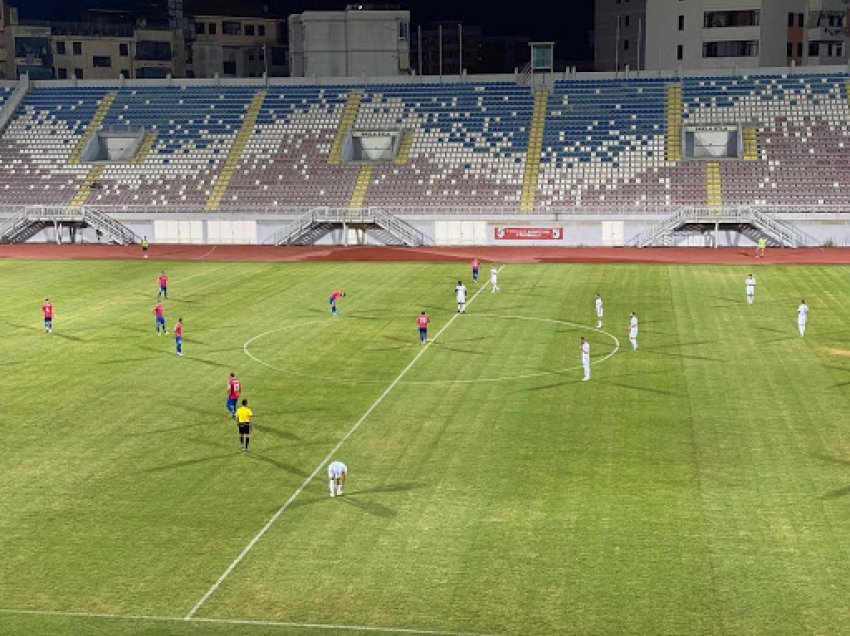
[493,227,563,241]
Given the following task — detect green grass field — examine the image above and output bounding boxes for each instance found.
[2,258,850,635]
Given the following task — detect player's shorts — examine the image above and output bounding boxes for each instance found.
[175,336,182,344]
[328,297,335,305]
[156,316,165,325]
[44,317,52,324]
[596,310,604,317]
[238,423,250,435]
[227,397,238,410]
[630,328,638,338]
[746,287,755,294]
[419,327,427,337]
[160,285,167,292]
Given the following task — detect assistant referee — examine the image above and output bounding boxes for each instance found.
[236,399,253,452]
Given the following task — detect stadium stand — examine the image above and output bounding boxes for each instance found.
[0,72,849,213]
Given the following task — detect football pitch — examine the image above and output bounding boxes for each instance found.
[3,258,850,635]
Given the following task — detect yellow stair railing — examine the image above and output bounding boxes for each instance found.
[706,162,722,210]
[70,164,105,208]
[519,88,548,213]
[394,130,413,164]
[349,165,374,208]
[665,83,683,162]
[68,92,116,165]
[742,128,758,161]
[205,90,266,211]
[328,91,363,165]
[132,131,157,164]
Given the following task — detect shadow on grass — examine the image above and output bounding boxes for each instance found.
[253,424,300,442]
[822,484,850,500]
[607,382,683,398]
[11,323,85,342]
[128,421,210,436]
[183,355,229,369]
[140,453,232,473]
[340,496,396,518]
[247,451,307,477]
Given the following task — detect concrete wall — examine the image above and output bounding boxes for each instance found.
[289,9,410,78]
[9,212,850,248]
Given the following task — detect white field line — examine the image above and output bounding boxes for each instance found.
[186,270,502,619]
[244,316,620,386]
[0,608,497,636]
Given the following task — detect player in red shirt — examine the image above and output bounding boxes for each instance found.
[42,298,53,333]
[174,317,183,356]
[471,258,480,283]
[152,301,167,335]
[417,311,430,345]
[226,372,242,419]
[157,272,168,300]
[328,290,345,316]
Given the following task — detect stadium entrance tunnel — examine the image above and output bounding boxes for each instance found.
[341,129,402,163]
[80,126,145,163]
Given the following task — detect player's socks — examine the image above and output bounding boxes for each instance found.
[337,486,342,496]
[245,436,249,450]
[330,480,335,496]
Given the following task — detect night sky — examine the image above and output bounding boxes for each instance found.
[31,0,594,62]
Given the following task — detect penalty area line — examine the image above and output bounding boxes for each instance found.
[186,269,503,619]
[0,608,498,636]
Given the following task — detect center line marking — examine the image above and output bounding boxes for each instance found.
[186,269,502,619]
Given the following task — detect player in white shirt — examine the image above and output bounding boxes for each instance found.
[745,274,756,305]
[328,460,348,497]
[580,336,591,381]
[490,267,499,293]
[455,280,467,313]
[629,312,638,350]
[595,294,603,329]
[797,299,808,337]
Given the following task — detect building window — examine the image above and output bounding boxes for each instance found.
[399,22,409,40]
[93,56,111,67]
[798,14,804,28]
[209,23,217,35]
[119,43,129,56]
[678,15,684,30]
[797,43,803,56]
[787,42,793,56]
[245,24,255,36]
[73,41,82,55]
[703,40,759,58]
[223,60,236,74]
[809,42,820,56]
[223,21,241,36]
[258,25,265,36]
[135,40,172,61]
[248,53,255,61]
[119,69,129,78]
[788,12,794,27]
[677,45,683,60]
[624,15,630,27]
[704,11,759,28]
[74,68,83,78]
[57,68,67,79]
[623,39,630,51]
[196,21,205,34]
[56,41,66,55]
[837,43,844,57]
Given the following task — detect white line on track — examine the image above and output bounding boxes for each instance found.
[186,270,503,619]
[0,608,497,636]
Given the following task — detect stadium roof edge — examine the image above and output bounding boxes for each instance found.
[22,63,850,90]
